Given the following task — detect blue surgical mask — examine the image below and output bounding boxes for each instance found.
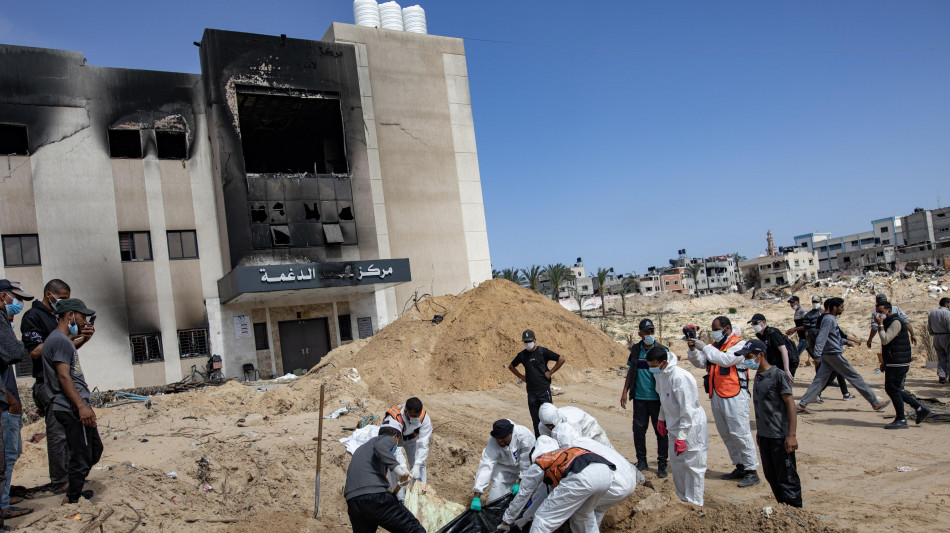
[648,367,663,375]
[744,359,760,370]
[643,335,655,346]
[712,330,724,343]
[5,298,23,316]
[68,318,79,336]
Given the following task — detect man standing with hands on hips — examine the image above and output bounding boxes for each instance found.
[509,330,565,437]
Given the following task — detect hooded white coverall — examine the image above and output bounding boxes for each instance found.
[473,421,536,501]
[502,436,614,533]
[552,425,642,528]
[686,335,758,473]
[383,406,433,501]
[537,404,613,449]
[656,350,708,506]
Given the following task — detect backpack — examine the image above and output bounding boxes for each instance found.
[763,326,799,369]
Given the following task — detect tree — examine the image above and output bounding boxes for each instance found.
[619,277,637,318]
[492,268,502,279]
[732,252,745,286]
[522,265,542,292]
[543,263,570,301]
[569,285,586,318]
[595,267,610,318]
[500,267,526,285]
[685,263,703,296]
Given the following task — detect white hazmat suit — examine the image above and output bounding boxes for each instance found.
[473,421,536,501]
[537,404,613,449]
[655,350,708,506]
[382,405,433,501]
[686,335,758,473]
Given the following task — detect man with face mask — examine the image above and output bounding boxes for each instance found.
[748,314,796,379]
[382,397,432,502]
[619,318,668,477]
[784,296,809,361]
[802,296,853,402]
[866,294,915,350]
[471,420,536,511]
[40,298,102,505]
[686,316,760,488]
[508,330,565,437]
[0,279,32,526]
[345,425,424,533]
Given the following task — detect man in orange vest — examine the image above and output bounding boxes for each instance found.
[686,316,760,488]
[382,398,432,502]
[499,436,615,533]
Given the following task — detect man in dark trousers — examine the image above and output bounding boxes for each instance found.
[41,298,101,504]
[737,340,802,507]
[344,426,424,533]
[508,330,565,437]
[875,301,931,429]
[802,296,852,402]
[785,296,809,360]
[619,318,668,478]
[748,313,796,379]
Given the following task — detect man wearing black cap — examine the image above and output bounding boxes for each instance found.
[748,313,796,379]
[0,279,33,527]
[509,330,565,437]
[866,294,914,350]
[41,298,102,504]
[620,318,668,478]
[785,296,809,359]
[471,419,536,510]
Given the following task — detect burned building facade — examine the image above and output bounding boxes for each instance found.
[0,24,491,389]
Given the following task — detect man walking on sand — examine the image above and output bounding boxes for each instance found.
[798,298,890,414]
[875,301,931,429]
[928,297,950,384]
[866,293,916,350]
[508,330,565,437]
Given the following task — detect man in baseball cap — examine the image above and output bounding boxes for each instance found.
[867,294,915,350]
[471,419,536,509]
[509,330,565,437]
[620,317,668,477]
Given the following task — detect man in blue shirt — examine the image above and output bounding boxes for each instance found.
[620,319,668,478]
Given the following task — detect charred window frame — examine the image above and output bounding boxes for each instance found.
[167,230,199,259]
[119,232,153,262]
[2,234,41,267]
[253,323,269,351]
[0,124,29,155]
[178,328,209,358]
[108,129,143,159]
[157,131,188,159]
[131,333,163,364]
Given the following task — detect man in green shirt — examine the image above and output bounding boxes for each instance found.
[620,319,668,478]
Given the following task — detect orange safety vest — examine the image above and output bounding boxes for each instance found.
[534,447,593,488]
[707,334,747,399]
[385,406,426,440]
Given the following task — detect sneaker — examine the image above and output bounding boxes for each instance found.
[940,377,947,384]
[635,461,648,472]
[816,395,824,404]
[916,406,932,425]
[872,399,892,412]
[1,506,33,519]
[884,419,908,430]
[843,393,856,400]
[737,471,761,488]
[657,465,668,479]
[721,466,746,480]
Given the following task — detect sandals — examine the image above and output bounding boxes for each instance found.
[2,506,33,519]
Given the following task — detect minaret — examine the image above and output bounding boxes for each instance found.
[766,230,778,257]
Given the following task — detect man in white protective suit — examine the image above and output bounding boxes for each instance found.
[497,436,615,533]
[685,316,761,488]
[551,424,643,528]
[646,346,708,506]
[382,397,432,502]
[537,403,613,448]
[470,419,536,511]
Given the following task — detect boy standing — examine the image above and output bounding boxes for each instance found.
[737,339,802,507]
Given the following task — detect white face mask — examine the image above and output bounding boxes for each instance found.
[813,303,822,310]
[524,342,535,350]
[712,330,724,342]
[792,305,799,311]
[753,324,764,334]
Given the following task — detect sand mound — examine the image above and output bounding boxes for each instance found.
[312,279,629,396]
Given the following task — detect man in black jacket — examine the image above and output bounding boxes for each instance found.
[619,319,668,477]
[508,330,565,437]
[748,314,796,379]
[875,301,931,429]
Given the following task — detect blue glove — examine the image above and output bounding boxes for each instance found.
[471,497,482,511]
[511,483,520,495]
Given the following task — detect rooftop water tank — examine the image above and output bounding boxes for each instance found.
[354,0,381,27]
[402,5,427,34]
[379,1,405,31]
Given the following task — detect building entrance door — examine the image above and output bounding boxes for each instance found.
[277,318,330,374]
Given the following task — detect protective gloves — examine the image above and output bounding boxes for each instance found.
[470,497,482,512]
[511,482,520,495]
[692,338,706,351]
[657,420,667,437]
[674,439,687,456]
[411,464,422,481]
[496,523,510,532]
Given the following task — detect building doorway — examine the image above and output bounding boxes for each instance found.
[277,318,330,374]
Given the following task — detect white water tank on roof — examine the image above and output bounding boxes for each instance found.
[402,5,427,34]
[379,1,405,31]
[354,0,381,27]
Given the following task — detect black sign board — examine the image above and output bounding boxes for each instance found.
[357,317,374,339]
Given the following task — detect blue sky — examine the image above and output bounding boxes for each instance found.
[3,1,948,275]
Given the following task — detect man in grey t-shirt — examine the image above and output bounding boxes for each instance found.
[40,298,102,505]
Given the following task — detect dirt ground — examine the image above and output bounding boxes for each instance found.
[6,276,950,532]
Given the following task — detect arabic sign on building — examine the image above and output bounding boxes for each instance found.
[234,315,252,339]
[217,258,412,303]
[357,317,374,339]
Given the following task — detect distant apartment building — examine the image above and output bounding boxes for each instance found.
[636,250,737,296]
[740,250,819,289]
[540,259,595,299]
[896,206,950,267]
[794,216,901,275]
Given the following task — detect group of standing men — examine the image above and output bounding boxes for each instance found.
[0,278,103,531]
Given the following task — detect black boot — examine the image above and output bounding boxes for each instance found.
[737,470,761,488]
[721,464,745,480]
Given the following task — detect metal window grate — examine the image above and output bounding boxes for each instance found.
[253,322,269,351]
[130,333,164,364]
[178,328,209,358]
[338,314,352,342]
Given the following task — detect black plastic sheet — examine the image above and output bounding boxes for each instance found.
[437,494,524,533]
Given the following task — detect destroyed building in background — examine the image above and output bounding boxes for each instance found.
[739,232,819,289]
[0,23,491,389]
[635,250,739,296]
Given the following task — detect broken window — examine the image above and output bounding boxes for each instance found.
[271,225,291,246]
[236,91,348,174]
[2,234,40,267]
[0,124,28,155]
[167,230,199,259]
[324,224,344,244]
[119,232,152,262]
[130,333,163,364]
[339,205,354,220]
[178,328,209,358]
[157,131,188,159]
[109,129,143,159]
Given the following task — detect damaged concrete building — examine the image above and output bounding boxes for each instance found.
[0,24,491,389]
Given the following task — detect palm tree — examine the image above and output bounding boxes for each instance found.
[569,285,586,318]
[501,267,527,285]
[543,263,570,301]
[619,277,637,318]
[521,265,543,293]
[685,263,702,296]
[492,268,502,279]
[595,267,610,318]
